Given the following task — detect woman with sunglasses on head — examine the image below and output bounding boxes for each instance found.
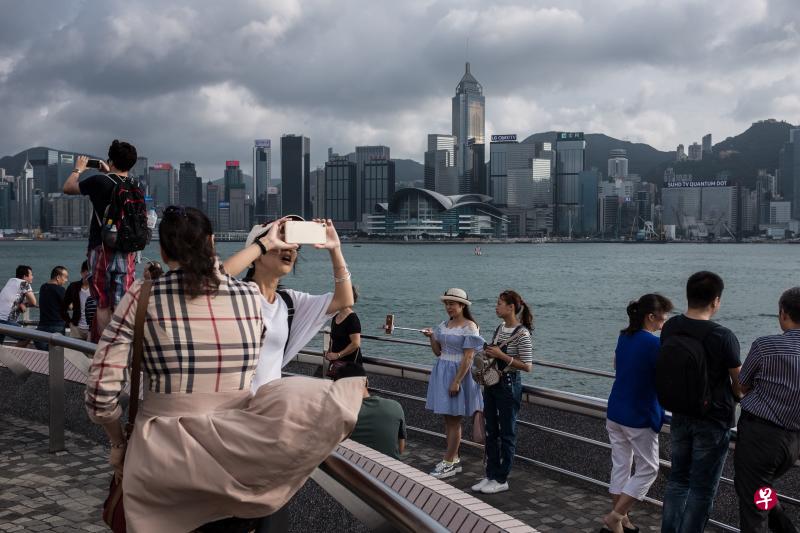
[421,288,484,479]
[84,207,364,532]
[471,290,533,495]
[601,293,673,533]
[223,216,355,391]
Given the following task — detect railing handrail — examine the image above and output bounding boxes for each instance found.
[319,450,449,533]
[351,329,617,378]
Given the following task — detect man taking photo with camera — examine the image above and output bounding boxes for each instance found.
[63,139,146,341]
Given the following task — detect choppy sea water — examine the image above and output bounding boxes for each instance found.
[2,240,798,398]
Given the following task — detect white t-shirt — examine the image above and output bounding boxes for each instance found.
[78,287,91,330]
[250,288,335,393]
[0,278,32,322]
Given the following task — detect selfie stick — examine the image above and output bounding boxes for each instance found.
[383,314,426,335]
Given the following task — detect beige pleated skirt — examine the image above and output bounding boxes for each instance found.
[121,376,365,533]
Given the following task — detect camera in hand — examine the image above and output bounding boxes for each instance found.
[86,159,103,169]
[284,221,327,245]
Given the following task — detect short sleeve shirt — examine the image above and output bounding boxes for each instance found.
[330,312,362,362]
[349,396,407,459]
[0,278,33,322]
[250,288,335,392]
[38,283,66,327]
[660,315,741,428]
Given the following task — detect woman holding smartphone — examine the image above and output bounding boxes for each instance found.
[223,216,355,391]
[471,290,533,495]
[422,288,484,479]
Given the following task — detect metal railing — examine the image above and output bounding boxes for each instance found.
[0,323,450,533]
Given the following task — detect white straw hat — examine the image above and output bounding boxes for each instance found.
[245,215,304,248]
[440,288,471,306]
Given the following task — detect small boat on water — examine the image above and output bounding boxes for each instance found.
[474,246,482,256]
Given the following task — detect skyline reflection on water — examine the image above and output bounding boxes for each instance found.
[2,241,797,397]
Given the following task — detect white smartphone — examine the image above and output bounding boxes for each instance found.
[284,220,327,244]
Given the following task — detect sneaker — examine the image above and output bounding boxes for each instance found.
[481,480,509,494]
[430,460,459,479]
[452,457,462,473]
[471,478,491,492]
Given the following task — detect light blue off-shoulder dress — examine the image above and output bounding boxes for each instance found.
[425,321,485,416]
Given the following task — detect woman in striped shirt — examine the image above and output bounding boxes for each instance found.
[472,290,533,495]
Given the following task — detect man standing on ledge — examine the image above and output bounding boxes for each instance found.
[63,140,140,340]
[735,287,800,533]
[659,271,742,533]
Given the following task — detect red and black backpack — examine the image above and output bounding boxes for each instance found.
[95,173,149,253]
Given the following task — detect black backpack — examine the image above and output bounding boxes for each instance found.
[95,174,148,253]
[655,326,714,416]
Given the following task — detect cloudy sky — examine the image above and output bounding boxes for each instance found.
[1,0,798,180]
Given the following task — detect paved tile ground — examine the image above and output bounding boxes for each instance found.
[0,414,670,532]
[0,417,108,532]
[400,438,666,533]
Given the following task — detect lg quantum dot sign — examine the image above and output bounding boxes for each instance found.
[664,179,730,188]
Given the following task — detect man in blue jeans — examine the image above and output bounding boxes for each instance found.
[32,266,69,351]
[660,271,742,533]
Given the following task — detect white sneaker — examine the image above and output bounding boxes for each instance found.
[430,460,460,479]
[471,478,491,492]
[481,480,509,494]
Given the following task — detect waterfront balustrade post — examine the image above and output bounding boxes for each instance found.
[48,342,66,453]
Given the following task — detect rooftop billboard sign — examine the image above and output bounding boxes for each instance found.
[226,160,240,167]
[664,179,730,188]
[254,139,271,148]
[557,132,584,141]
[491,134,517,143]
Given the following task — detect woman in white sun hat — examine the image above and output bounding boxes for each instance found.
[421,288,484,479]
[223,215,355,392]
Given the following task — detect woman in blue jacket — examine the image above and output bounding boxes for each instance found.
[602,293,673,533]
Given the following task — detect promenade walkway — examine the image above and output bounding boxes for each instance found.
[0,414,668,532]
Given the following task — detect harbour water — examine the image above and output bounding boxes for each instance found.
[2,240,797,397]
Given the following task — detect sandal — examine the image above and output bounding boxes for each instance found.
[600,510,625,533]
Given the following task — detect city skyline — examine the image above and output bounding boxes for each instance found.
[1,1,798,181]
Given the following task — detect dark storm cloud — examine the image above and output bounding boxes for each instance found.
[0,0,798,179]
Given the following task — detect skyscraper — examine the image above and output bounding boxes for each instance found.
[424,134,457,194]
[355,145,390,219]
[778,128,800,218]
[363,158,395,216]
[688,142,703,161]
[149,163,177,209]
[452,62,485,192]
[131,157,149,190]
[325,157,358,224]
[607,149,628,179]
[554,132,586,236]
[702,133,713,154]
[281,135,311,218]
[205,183,220,230]
[253,139,271,224]
[223,160,243,202]
[178,161,202,210]
[0,180,10,229]
[676,144,686,161]
[229,184,247,230]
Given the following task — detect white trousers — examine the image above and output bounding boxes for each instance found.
[606,419,660,500]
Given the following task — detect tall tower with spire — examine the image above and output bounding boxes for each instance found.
[451,62,485,193]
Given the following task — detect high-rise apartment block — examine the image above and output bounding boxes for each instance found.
[229,184,248,230]
[452,63,485,193]
[253,139,271,224]
[702,133,712,154]
[363,158,395,217]
[281,135,311,218]
[688,142,703,161]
